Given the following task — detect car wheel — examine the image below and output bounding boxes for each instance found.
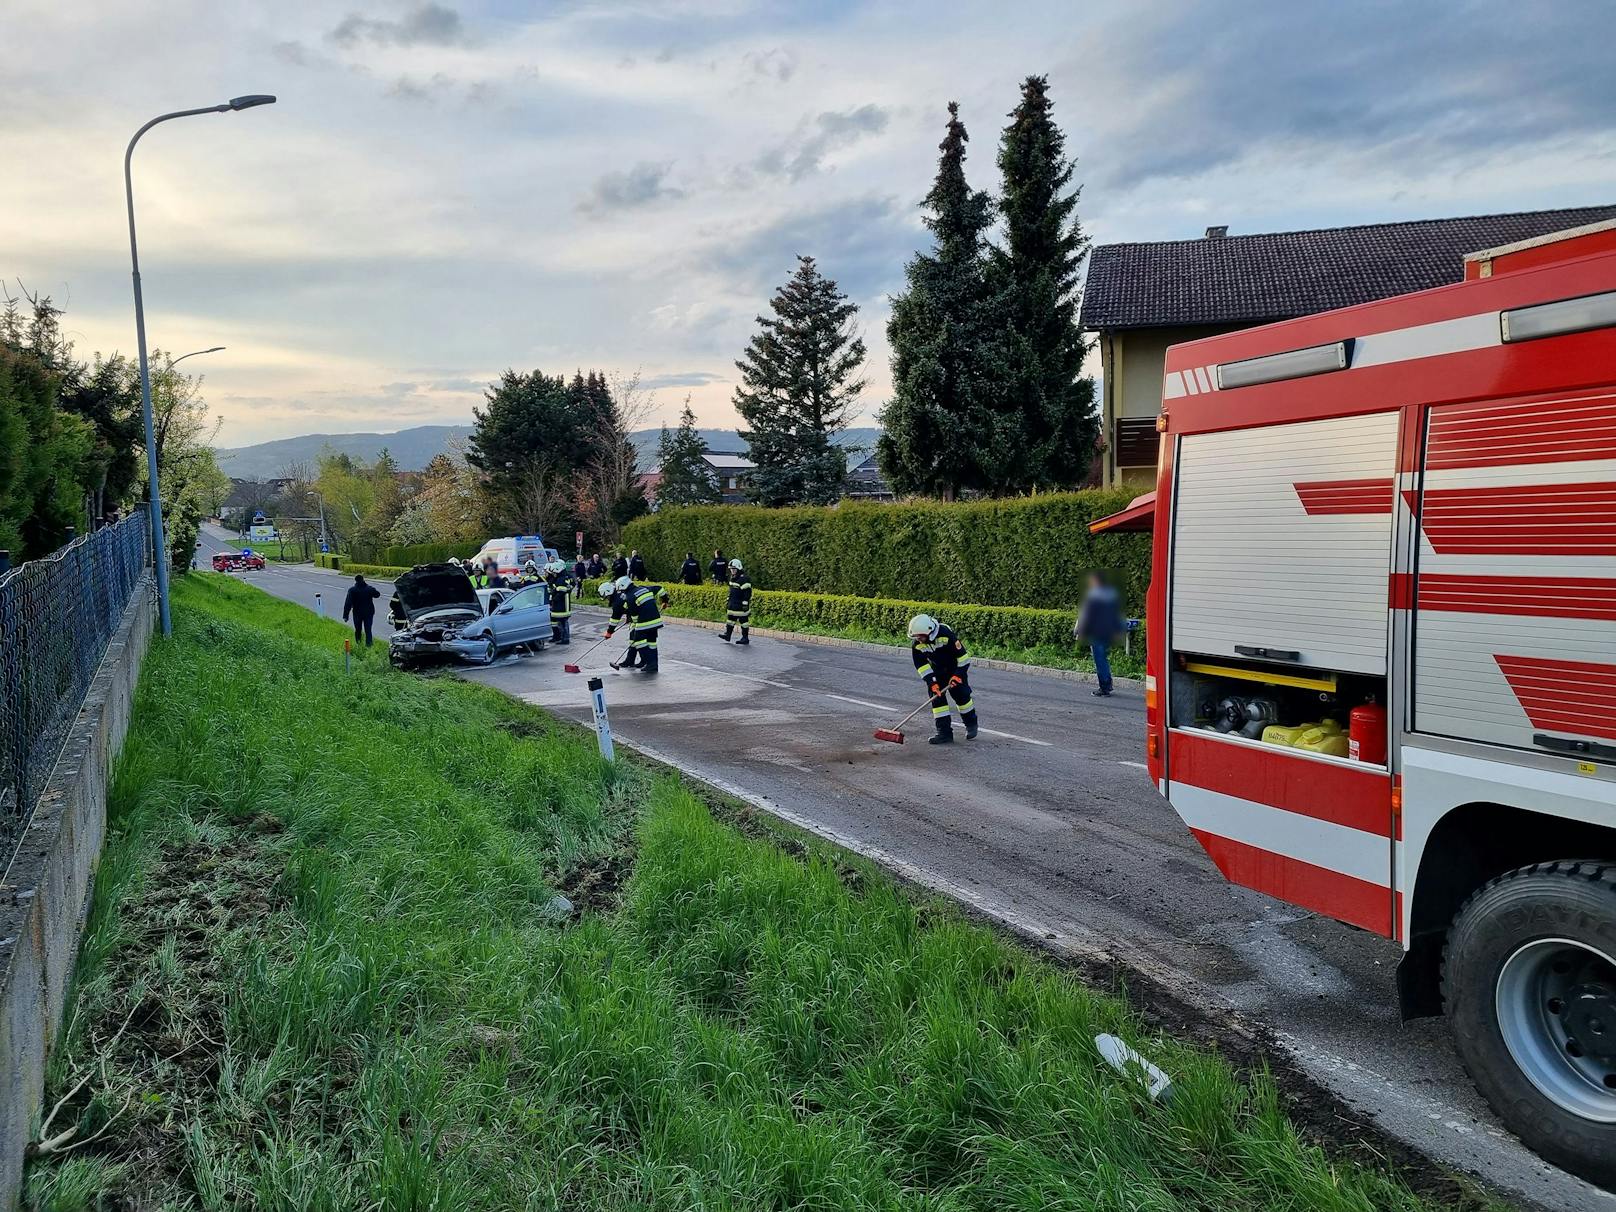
[1444,860,1616,1188]
[481,637,498,665]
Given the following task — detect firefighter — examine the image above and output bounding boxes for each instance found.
[719,558,752,644]
[470,564,491,590]
[520,558,542,586]
[612,574,670,675]
[908,614,978,744]
[545,559,573,644]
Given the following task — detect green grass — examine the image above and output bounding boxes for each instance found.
[28,573,1468,1209]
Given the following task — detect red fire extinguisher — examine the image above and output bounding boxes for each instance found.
[1349,701,1387,764]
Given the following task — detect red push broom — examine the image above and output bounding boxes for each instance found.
[873,690,947,744]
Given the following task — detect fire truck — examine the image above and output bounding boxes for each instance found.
[1095,221,1616,1183]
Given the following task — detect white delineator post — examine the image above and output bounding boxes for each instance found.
[314,592,323,618]
[587,676,615,761]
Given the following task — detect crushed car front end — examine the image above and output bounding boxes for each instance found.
[387,563,490,668]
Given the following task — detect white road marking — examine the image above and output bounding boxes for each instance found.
[976,727,1053,747]
[1118,760,1150,770]
[823,693,896,711]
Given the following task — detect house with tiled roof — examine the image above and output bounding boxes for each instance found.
[1079,204,1616,487]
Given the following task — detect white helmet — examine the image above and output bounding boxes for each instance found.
[728,558,744,572]
[597,580,615,598]
[614,575,633,593]
[907,613,939,642]
[546,559,563,574]
[523,559,539,573]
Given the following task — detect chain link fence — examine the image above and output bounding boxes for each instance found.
[0,511,152,869]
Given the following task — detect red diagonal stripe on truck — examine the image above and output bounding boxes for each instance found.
[1293,477,1395,515]
[1419,575,1616,621]
[1417,482,1616,555]
[1427,393,1616,470]
[1495,655,1616,742]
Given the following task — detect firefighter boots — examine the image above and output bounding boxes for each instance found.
[929,718,954,745]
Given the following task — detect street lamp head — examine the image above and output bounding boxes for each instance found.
[228,94,277,111]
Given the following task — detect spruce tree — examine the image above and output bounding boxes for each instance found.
[878,102,1001,499]
[656,402,720,506]
[733,256,866,506]
[989,75,1097,490]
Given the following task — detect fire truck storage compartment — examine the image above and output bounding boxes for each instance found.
[1168,659,1389,767]
[1411,388,1616,756]
[1170,410,1399,676]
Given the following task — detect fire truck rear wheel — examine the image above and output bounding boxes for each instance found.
[1443,860,1616,1187]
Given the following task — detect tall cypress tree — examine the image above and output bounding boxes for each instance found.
[990,75,1097,490]
[656,402,720,506]
[878,102,1002,499]
[733,256,866,506]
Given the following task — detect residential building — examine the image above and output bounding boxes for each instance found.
[843,451,893,501]
[1079,204,1616,488]
[703,452,755,504]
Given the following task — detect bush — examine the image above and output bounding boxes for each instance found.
[659,584,1104,654]
[624,490,1149,612]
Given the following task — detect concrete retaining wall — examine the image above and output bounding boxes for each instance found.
[0,575,154,1208]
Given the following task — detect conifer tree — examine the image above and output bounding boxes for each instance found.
[878,102,1001,499]
[733,256,866,506]
[656,402,720,506]
[989,75,1097,489]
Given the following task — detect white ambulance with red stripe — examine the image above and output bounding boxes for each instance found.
[1126,221,1616,1183]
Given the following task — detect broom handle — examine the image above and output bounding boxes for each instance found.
[893,688,947,730]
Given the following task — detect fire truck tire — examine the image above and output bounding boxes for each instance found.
[1443,860,1616,1187]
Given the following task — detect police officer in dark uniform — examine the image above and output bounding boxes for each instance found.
[719,558,752,644]
[908,614,978,744]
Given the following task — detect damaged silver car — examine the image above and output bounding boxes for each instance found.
[388,562,552,668]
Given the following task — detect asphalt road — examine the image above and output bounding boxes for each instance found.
[195,527,1609,1210]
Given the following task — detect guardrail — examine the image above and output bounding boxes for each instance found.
[0,511,151,871]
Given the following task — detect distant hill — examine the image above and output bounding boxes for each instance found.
[215,425,475,478]
[218,423,882,479]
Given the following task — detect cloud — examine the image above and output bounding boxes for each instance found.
[700,193,916,301]
[741,47,797,83]
[751,104,890,182]
[640,370,727,389]
[579,161,685,214]
[329,3,469,49]
[1074,0,1616,193]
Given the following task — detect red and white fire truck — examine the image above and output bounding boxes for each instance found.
[1099,221,1616,1183]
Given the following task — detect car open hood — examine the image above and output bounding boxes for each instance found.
[392,563,481,623]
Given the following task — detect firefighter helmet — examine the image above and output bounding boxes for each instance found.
[597,580,615,599]
[907,613,939,642]
[614,574,634,593]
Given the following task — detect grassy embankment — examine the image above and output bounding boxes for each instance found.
[30,573,1458,1208]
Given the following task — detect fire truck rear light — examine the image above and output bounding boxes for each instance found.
[1147,734,1159,759]
[1155,413,1167,432]
[1216,339,1352,389]
[1500,290,1616,343]
[1145,687,1159,710]
[1390,776,1402,812]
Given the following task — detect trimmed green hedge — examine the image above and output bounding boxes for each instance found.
[623,491,1149,612]
[656,584,1119,655]
[348,540,482,566]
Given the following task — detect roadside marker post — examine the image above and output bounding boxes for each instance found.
[314,592,324,618]
[587,676,615,762]
[344,638,351,675]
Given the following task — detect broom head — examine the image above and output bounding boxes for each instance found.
[872,727,905,744]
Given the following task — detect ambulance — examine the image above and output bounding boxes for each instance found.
[1095,221,1616,1183]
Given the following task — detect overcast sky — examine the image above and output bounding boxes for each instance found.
[7,0,1613,447]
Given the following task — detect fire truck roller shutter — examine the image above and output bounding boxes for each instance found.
[1412,388,1616,754]
[1170,410,1400,676]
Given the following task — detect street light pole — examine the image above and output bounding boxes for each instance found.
[126,95,275,636]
